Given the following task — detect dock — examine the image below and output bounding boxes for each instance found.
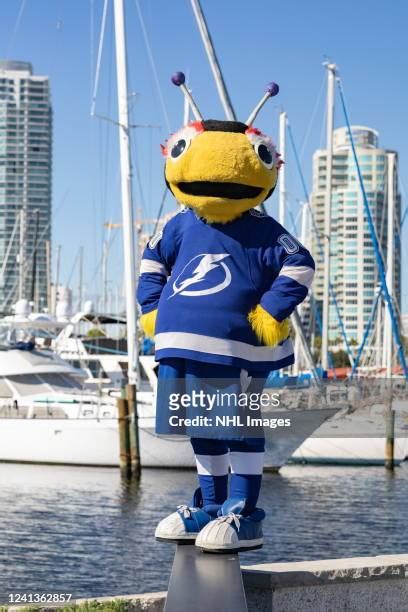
[6,553,408,612]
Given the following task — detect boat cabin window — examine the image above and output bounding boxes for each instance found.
[7,374,50,396]
[85,360,108,380]
[39,373,83,390]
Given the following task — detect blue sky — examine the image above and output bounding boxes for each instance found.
[0,0,407,311]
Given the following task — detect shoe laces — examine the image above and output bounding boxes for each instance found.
[177,504,194,518]
[218,512,241,531]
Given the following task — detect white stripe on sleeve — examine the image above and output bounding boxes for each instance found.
[279,265,314,288]
[140,259,168,276]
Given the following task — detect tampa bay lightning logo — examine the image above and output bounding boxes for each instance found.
[169,253,232,298]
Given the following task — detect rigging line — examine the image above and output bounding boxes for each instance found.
[89,0,98,268]
[91,0,109,116]
[0,215,19,282]
[399,176,407,227]
[350,289,382,378]
[133,0,171,133]
[0,189,70,311]
[319,102,327,151]
[399,204,407,231]
[287,121,309,202]
[283,182,334,375]
[5,0,27,59]
[90,0,95,105]
[90,225,119,283]
[66,249,80,287]
[48,0,63,82]
[190,0,236,121]
[300,74,326,161]
[337,76,408,379]
[131,133,148,219]
[287,119,354,365]
[291,203,336,374]
[101,21,114,238]
[152,187,169,236]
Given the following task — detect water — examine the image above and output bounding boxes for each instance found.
[1,461,408,603]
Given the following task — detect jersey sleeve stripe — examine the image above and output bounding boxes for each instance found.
[279,265,315,288]
[140,259,168,276]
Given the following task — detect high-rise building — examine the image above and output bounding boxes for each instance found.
[310,126,401,345]
[0,60,52,313]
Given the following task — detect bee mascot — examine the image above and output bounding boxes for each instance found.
[137,73,315,553]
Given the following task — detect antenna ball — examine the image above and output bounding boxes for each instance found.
[171,72,186,86]
[266,82,279,97]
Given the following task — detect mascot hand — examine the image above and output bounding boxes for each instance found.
[140,309,158,339]
[248,304,290,347]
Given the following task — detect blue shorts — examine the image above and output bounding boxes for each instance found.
[155,357,267,439]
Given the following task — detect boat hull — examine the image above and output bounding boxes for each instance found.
[0,418,194,468]
[291,437,408,465]
[0,406,336,469]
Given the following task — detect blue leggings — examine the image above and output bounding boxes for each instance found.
[191,436,265,514]
[156,358,266,514]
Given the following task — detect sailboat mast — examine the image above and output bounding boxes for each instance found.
[30,208,40,305]
[113,0,138,385]
[190,0,236,120]
[53,244,61,315]
[321,63,336,371]
[278,111,287,226]
[384,152,396,377]
[18,207,26,300]
[78,245,84,312]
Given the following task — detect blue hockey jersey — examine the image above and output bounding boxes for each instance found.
[137,208,315,372]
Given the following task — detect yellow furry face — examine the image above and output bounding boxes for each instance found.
[163,120,279,223]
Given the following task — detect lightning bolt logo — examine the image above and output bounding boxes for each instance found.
[169,253,232,298]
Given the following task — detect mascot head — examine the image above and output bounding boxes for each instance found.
[162,72,282,224]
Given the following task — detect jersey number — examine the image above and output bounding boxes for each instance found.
[277,233,299,254]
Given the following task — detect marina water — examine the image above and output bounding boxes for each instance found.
[1,462,408,603]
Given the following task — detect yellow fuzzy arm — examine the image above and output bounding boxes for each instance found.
[248,304,290,347]
[140,309,158,339]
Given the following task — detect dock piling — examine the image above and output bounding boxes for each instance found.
[127,382,141,477]
[117,396,132,478]
[385,382,394,470]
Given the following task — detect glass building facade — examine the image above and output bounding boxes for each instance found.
[310,126,401,344]
[0,60,52,313]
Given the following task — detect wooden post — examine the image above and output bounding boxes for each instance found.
[127,383,141,476]
[385,381,394,470]
[117,397,132,477]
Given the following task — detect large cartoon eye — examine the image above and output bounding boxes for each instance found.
[165,123,203,162]
[255,142,274,169]
[171,138,188,159]
[245,129,277,171]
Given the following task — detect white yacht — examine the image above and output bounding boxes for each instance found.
[0,302,342,470]
[0,323,339,469]
[291,381,408,465]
